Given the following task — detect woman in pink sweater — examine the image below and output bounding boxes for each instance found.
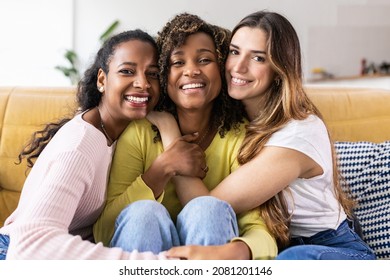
[0,29,192,259]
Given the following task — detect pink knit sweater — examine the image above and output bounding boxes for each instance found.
[0,114,166,260]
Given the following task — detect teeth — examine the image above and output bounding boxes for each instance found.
[182,83,204,90]
[232,77,248,84]
[125,96,148,103]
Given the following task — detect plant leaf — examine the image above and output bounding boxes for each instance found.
[99,20,120,43]
[55,66,77,77]
[64,50,78,65]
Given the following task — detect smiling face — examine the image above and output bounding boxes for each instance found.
[98,39,160,123]
[225,27,276,115]
[167,32,221,112]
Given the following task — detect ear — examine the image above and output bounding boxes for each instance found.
[97,68,106,91]
[274,75,282,87]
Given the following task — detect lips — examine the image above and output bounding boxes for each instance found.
[231,77,250,85]
[124,95,149,103]
[181,83,205,90]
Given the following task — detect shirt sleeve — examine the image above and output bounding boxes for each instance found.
[7,149,166,260]
[265,116,330,168]
[93,122,163,246]
[231,209,278,260]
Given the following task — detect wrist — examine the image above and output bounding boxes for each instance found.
[155,152,177,177]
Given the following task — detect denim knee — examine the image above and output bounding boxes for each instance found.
[177,196,238,245]
[179,196,234,221]
[116,200,169,225]
[111,200,179,253]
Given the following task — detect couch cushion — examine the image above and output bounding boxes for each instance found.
[335,141,390,259]
[0,87,76,227]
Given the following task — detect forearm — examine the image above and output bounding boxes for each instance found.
[172,176,210,205]
[159,123,181,149]
[147,111,180,148]
[165,241,250,260]
[222,241,251,260]
[142,153,176,198]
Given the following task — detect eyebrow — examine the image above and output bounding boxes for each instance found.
[118,62,159,69]
[118,62,136,67]
[171,48,215,56]
[230,43,266,55]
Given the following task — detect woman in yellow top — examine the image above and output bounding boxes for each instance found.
[93,13,277,260]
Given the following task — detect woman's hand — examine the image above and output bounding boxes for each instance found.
[161,134,206,178]
[142,133,207,198]
[165,242,251,260]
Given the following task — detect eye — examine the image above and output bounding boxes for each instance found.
[199,57,212,64]
[119,68,135,75]
[170,60,184,67]
[147,71,159,79]
[229,49,239,55]
[253,56,266,63]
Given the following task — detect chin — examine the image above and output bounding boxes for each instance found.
[130,112,148,120]
[228,91,243,101]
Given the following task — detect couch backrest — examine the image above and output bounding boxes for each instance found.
[306,87,390,143]
[0,87,76,226]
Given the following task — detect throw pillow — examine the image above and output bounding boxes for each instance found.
[335,141,390,259]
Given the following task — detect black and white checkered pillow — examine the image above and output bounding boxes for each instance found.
[335,141,390,259]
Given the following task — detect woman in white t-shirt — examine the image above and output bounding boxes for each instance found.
[151,11,376,260]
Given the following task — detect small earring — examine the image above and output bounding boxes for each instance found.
[275,78,281,87]
[98,86,104,93]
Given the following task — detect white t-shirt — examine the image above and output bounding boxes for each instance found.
[265,115,346,237]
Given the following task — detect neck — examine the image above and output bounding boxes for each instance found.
[195,123,212,145]
[243,97,266,121]
[177,103,214,131]
[177,110,210,135]
[176,109,215,149]
[97,106,115,145]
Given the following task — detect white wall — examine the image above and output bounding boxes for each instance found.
[0,0,73,86]
[1,0,389,87]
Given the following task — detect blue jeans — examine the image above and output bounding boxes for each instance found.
[0,234,9,260]
[110,196,239,254]
[276,219,376,260]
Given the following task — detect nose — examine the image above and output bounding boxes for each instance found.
[133,74,151,89]
[231,56,247,73]
[183,62,201,77]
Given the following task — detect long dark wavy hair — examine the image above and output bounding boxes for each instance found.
[17,29,158,168]
[155,13,245,138]
[233,11,355,249]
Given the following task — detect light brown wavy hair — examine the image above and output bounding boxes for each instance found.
[233,11,355,249]
[155,13,245,138]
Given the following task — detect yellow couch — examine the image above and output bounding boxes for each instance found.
[0,87,77,227]
[306,87,390,143]
[0,86,389,257]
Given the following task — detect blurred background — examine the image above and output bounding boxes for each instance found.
[1,0,389,88]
